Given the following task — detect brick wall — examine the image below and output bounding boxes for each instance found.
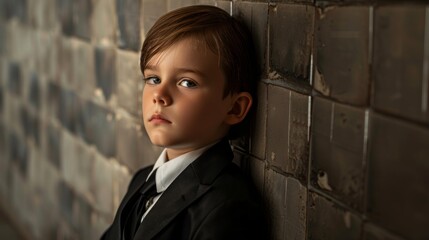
[0,0,428,239]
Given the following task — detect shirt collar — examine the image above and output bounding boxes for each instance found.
[148,142,218,193]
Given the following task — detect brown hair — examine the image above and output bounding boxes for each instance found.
[140,5,258,139]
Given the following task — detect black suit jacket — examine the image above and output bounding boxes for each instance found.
[101,139,267,240]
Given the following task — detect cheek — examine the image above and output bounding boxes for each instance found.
[181,99,226,124]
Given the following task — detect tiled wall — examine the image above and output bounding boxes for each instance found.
[0,0,428,239]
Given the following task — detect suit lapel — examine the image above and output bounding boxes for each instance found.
[118,168,152,239]
[134,139,234,240]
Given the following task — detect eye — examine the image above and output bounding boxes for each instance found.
[144,76,161,85]
[178,79,198,88]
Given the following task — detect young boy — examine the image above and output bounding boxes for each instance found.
[102,5,266,240]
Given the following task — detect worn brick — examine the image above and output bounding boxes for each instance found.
[372,6,429,124]
[57,37,73,85]
[8,62,22,96]
[74,194,92,239]
[141,0,167,36]
[57,180,75,225]
[112,160,131,215]
[9,131,28,177]
[314,6,370,106]
[56,0,74,36]
[11,169,33,223]
[47,123,61,169]
[215,1,232,15]
[81,101,116,158]
[72,40,96,99]
[95,46,116,101]
[266,85,289,172]
[116,116,139,171]
[38,155,62,210]
[167,0,199,10]
[234,2,268,76]
[28,0,57,30]
[363,223,405,240]
[0,85,3,114]
[58,87,81,133]
[11,0,28,23]
[73,140,95,198]
[367,113,429,240]
[288,91,309,181]
[0,24,5,55]
[285,177,306,240]
[308,191,362,240]
[116,0,141,51]
[265,169,307,240]
[61,131,93,199]
[28,72,40,109]
[0,0,13,20]
[135,125,162,173]
[91,212,111,240]
[264,169,286,239]
[251,82,267,160]
[91,0,117,44]
[116,50,141,116]
[266,85,309,180]
[272,0,312,3]
[47,81,60,119]
[0,125,7,195]
[20,107,40,146]
[34,32,59,80]
[311,96,366,211]
[92,152,114,214]
[73,0,92,40]
[5,93,23,134]
[269,3,314,82]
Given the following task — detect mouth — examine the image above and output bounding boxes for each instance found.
[149,113,171,124]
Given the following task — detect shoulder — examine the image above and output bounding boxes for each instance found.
[190,163,268,239]
[195,162,263,214]
[212,163,258,199]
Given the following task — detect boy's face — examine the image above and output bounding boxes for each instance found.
[142,38,235,159]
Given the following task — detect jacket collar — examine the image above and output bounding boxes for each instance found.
[134,138,233,239]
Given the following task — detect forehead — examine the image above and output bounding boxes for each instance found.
[145,37,221,71]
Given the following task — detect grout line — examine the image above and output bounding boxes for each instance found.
[307,96,312,142]
[330,102,334,142]
[422,7,429,113]
[368,6,374,66]
[309,53,314,86]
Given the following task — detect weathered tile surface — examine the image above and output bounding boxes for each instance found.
[269,3,314,82]
[95,46,116,101]
[367,113,429,240]
[372,6,429,124]
[308,191,362,240]
[116,0,141,51]
[311,96,366,211]
[314,6,370,105]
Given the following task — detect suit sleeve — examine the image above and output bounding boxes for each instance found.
[191,200,268,240]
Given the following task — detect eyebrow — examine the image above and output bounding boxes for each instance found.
[144,65,207,78]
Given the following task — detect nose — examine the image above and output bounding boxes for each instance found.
[152,85,172,106]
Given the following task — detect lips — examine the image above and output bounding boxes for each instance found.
[149,113,171,124]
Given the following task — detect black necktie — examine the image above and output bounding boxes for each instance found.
[124,169,159,239]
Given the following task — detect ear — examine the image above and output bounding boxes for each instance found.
[224,92,253,125]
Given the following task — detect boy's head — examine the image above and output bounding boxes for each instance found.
[140,5,258,156]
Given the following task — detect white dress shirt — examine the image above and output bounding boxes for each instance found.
[140,142,217,222]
